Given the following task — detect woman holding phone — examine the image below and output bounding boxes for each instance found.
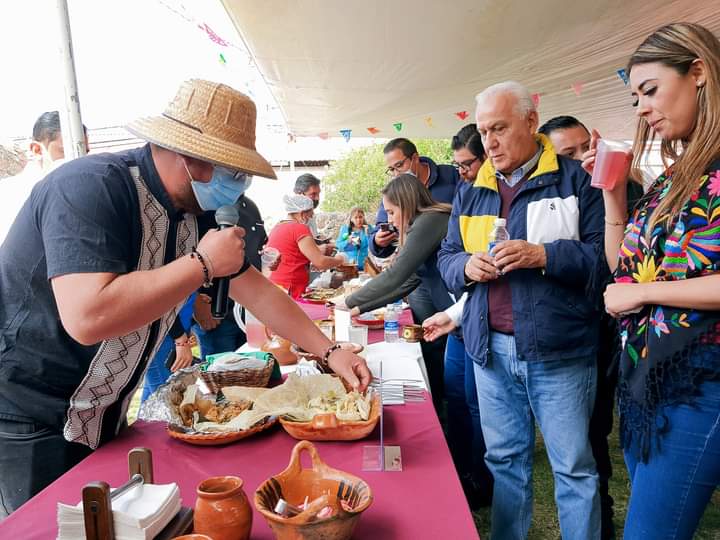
[343,174,453,316]
[336,207,374,270]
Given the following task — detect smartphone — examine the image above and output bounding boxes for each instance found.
[379,223,397,234]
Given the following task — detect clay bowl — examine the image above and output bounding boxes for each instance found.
[279,391,380,441]
[255,441,373,540]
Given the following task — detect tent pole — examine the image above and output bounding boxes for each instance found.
[56,0,86,159]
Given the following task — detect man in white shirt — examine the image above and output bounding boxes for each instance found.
[0,111,89,244]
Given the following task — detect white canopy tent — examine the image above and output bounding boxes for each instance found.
[221,0,720,140]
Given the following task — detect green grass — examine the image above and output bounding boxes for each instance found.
[472,419,720,539]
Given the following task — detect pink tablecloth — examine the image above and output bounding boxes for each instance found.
[0,304,479,539]
[0,405,478,539]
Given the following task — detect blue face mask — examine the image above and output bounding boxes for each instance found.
[186,163,253,211]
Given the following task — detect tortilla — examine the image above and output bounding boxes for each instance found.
[222,386,270,403]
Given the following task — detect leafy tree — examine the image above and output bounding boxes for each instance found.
[321,138,452,216]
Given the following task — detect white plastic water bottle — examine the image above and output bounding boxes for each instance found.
[384,304,399,343]
[488,217,509,257]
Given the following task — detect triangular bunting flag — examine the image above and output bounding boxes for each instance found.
[531,93,541,107]
[218,53,227,65]
[317,132,329,140]
[455,111,469,121]
[198,23,228,47]
[393,122,403,132]
[367,127,380,135]
[617,69,629,85]
[571,83,583,97]
[424,117,433,128]
[340,129,352,142]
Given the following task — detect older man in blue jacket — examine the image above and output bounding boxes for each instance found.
[438,81,606,540]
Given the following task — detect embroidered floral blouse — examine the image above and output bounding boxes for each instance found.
[614,162,720,458]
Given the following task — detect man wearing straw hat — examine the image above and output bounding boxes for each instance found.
[0,79,371,518]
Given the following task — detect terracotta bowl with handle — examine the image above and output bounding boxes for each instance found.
[254,441,373,540]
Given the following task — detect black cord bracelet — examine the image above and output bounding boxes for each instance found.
[190,247,213,288]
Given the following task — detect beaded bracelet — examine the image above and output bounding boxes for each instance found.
[190,247,213,288]
[320,343,343,370]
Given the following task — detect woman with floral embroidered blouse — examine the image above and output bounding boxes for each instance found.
[582,23,720,540]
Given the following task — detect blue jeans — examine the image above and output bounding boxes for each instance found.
[193,316,245,360]
[623,379,720,540]
[474,332,599,540]
[141,337,173,402]
[142,294,196,402]
[444,333,492,495]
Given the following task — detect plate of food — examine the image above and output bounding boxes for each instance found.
[167,415,278,446]
[165,383,278,446]
[276,374,380,441]
[300,288,341,304]
[352,311,384,328]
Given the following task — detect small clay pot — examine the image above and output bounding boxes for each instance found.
[401,324,423,342]
[194,476,252,540]
[261,330,298,365]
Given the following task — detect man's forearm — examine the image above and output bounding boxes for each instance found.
[53,254,205,345]
[230,268,332,356]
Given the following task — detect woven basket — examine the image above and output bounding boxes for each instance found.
[167,416,278,446]
[199,355,275,393]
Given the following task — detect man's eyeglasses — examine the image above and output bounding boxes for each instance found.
[216,166,250,181]
[451,157,479,172]
[385,156,411,176]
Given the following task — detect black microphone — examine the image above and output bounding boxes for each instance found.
[211,204,240,319]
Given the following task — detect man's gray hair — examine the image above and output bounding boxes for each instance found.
[475,81,536,118]
[294,173,321,195]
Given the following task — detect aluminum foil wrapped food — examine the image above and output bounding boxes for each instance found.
[137,365,204,425]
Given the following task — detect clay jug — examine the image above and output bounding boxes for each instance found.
[261,328,298,365]
[194,476,252,540]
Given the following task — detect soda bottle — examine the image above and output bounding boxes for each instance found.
[384,304,399,343]
[487,217,509,257]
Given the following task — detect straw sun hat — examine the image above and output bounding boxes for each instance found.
[126,79,276,179]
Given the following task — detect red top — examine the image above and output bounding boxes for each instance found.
[267,220,312,298]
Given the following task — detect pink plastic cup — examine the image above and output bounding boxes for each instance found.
[591,139,633,190]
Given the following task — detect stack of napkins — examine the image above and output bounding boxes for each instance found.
[57,483,181,540]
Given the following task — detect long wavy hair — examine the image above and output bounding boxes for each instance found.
[382,174,451,245]
[628,23,720,233]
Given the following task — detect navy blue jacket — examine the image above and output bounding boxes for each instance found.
[437,134,608,365]
[371,156,460,257]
